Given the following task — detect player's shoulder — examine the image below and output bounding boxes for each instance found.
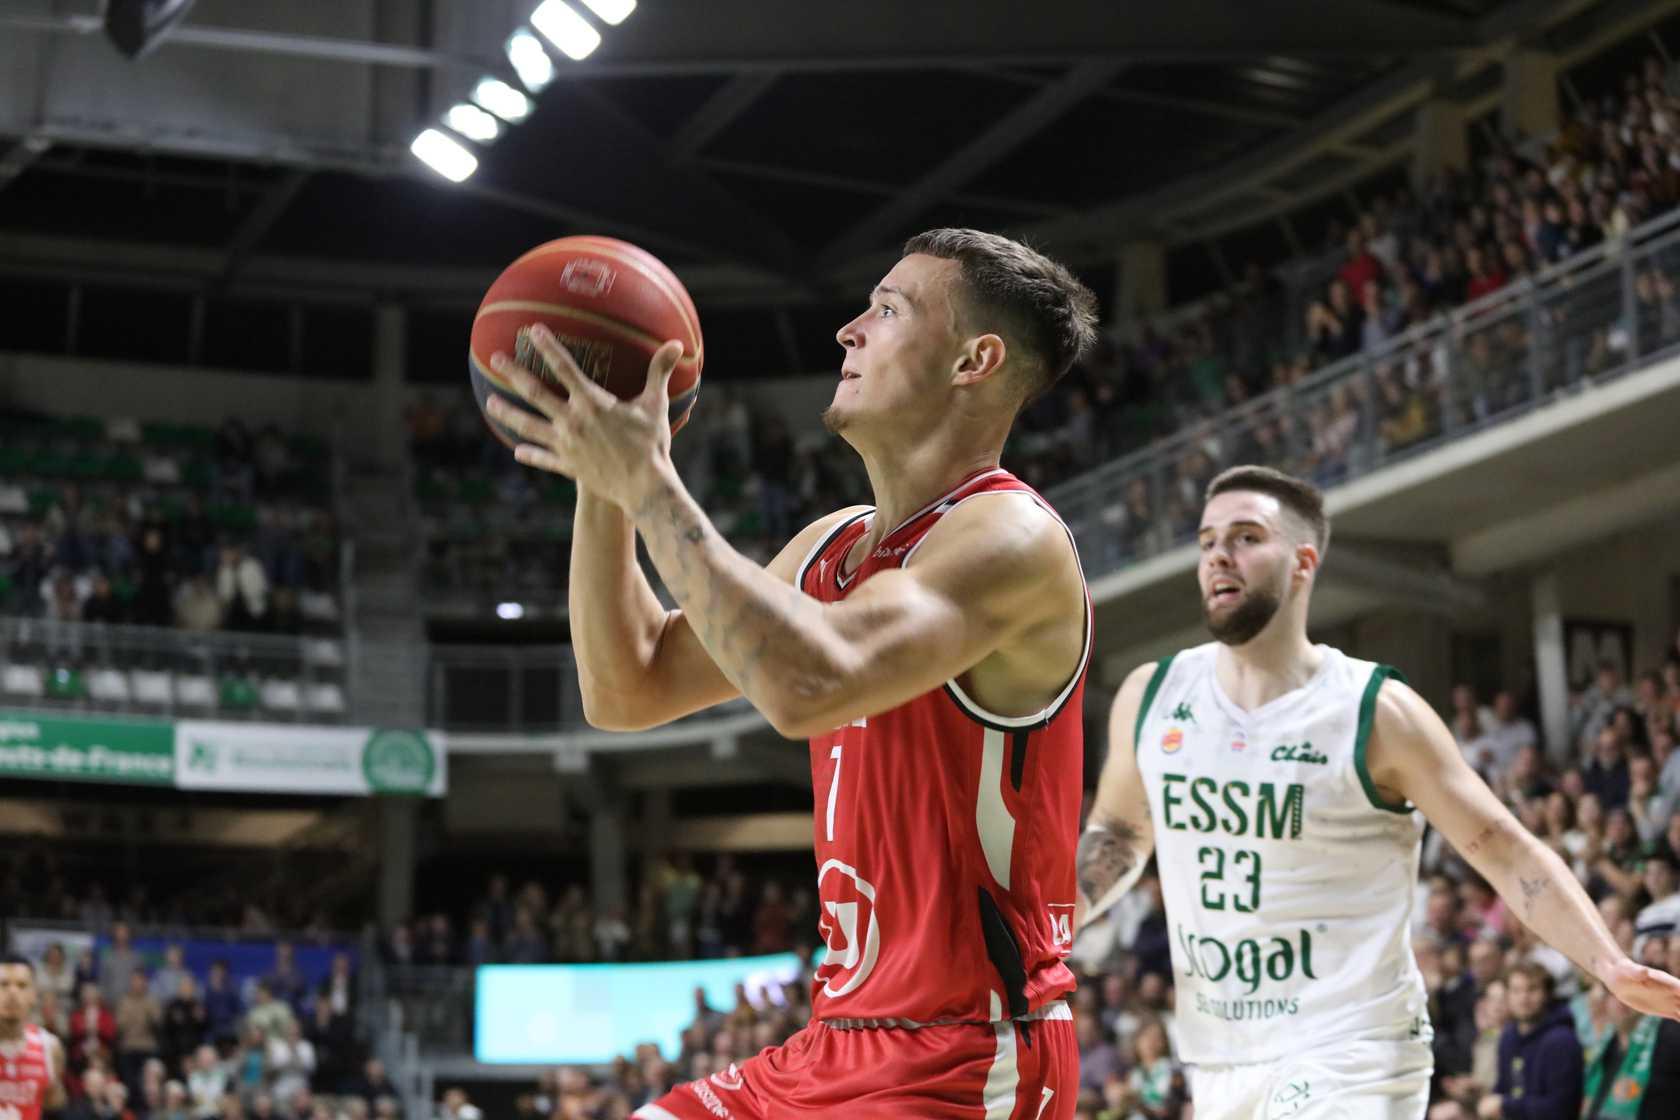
[910,486,1075,578]
[768,504,873,582]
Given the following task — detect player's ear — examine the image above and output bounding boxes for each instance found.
[952,333,1008,387]
[1294,541,1321,584]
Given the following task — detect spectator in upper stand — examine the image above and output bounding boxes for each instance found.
[202,960,242,1047]
[38,942,79,1009]
[131,527,174,628]
[1575,662,1636,757]
[1482,962,1583,1119]
[99,923,140,1007]
[1338,227,1385,298]
[1465,246,1508,303]
[150,946,190,1007]
[501,911,545,965]
[416,916,454,967]
[81,574,126,625]
[347,1058,398,1111]
[114,969,162,1095]
[216,546,269,631]
[1584,725,1633,811]
[319,953,354,1023]
[462,918,496,967]
[304,990,353,1095]
[245,982,295,1045]
[660,854,703,959]
[161,974,206,1079]
[174,575,223,632]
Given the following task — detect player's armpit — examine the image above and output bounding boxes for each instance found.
[1078,662,1160,928]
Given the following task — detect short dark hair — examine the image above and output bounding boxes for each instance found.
[1505,961,1554,996]
[1204,465,1330,555]
[902,228,1099,402]
[0,952,35,974]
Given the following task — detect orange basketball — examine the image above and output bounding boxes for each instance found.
[468,236,703,447]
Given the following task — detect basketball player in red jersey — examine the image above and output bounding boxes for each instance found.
[0,955,67,1120]
[486,229,1098,1118]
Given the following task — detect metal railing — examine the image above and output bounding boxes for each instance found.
[0,616,351,721]
[426,643,582,732]
[1045,208,1680,579]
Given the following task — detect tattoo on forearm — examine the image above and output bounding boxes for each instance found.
[632,479,835,707]
[1519,873,1554,916]
[1465,821,1500,856]
[1078,821,1142,902]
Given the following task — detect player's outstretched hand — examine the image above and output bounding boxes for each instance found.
[1604,956,1680,1020]
[486,324,686,512]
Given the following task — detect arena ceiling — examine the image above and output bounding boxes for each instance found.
[0,0,1669,373]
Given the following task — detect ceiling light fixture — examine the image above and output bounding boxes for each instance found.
[504,29,555,92]
[411,129,478,182]
[530,0,601,61]
[445,102,502,142]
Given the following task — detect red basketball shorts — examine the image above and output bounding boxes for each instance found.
[631,1002,1074,1120]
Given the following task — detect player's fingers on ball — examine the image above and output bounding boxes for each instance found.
[528,324,610,408]
[485,397,550,445]
[645,340,684,396]
[492,353,564,417]
[513,444,568,474]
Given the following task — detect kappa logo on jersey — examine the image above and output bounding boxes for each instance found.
[815,859,881,998]
[1047,903,1076,953]
[1161,728,1184,753]
[1171,701,1196,724]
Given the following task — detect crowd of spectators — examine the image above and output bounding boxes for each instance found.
[386,856,811,970]
[22,927,376,1120]
[1012,55,1680,492]
[0,415,341,635]
[408,58,1680,606]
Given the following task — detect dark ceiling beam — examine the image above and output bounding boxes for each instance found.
[577,0,1480,73]
[815,60,1127,271]
[0,11,502,75]
[979,66,1308,129]
[0,137,52,193]
[559,85,805,281]
[667,72,782,161]
[697,156,1072,219]
[215,170,311,291]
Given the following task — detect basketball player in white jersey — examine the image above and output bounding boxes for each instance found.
[1076,465,1680,1119]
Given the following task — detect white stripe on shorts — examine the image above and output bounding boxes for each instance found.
[982,990,1020,1120]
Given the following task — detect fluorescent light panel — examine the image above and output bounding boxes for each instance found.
[578,0,635,25]
[530,0,601,61]
[445,102,501,142]
[411,129,478,182]
[504,29,554,92]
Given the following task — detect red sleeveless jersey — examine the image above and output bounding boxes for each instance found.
[796,467,1090,1025]
[0,1024,57,1120]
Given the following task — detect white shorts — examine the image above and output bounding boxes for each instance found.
[1187,1038,1432,1120]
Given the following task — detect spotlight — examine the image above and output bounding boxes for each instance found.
[474,77,534,123]
[411,129,478,182]
[445,103,501,143]
[504,29,555,92]
[530,0,601,61]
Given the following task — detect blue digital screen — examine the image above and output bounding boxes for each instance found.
[474,953,808,1064]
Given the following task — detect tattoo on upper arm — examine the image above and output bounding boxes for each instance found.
[1077,820,1142,902]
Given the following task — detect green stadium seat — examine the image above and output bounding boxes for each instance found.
[45,667,88,701]
[218,675,260,711]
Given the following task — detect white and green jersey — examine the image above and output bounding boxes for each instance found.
[1134,642,1430,1065]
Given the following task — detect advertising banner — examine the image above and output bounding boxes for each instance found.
[0,712,175,785]
[174,721,447,796]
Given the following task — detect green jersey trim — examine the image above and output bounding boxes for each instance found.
[1354,664,1412,814]
[1133,655,1177,754]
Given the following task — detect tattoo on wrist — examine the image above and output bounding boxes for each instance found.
[1077,821,1141,902]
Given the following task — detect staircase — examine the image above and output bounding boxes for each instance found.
[339,456,427,729]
